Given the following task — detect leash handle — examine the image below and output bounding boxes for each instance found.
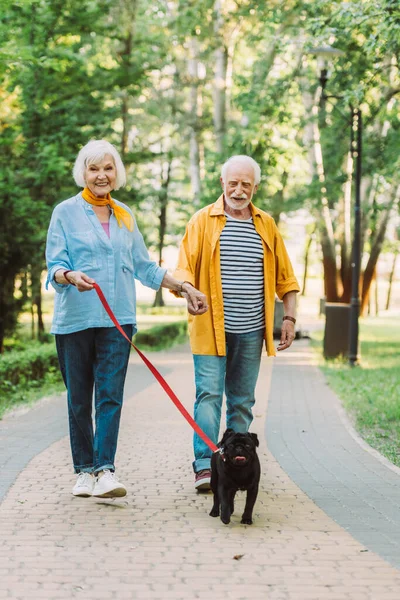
[92,283,219,454]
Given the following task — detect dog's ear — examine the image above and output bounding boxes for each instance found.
[250,433,259,447]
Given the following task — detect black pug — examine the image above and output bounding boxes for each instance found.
[209,428,260,525]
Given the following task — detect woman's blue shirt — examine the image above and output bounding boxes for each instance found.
[45,193,166,334]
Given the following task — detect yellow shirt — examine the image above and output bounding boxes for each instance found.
[173,195,300,357]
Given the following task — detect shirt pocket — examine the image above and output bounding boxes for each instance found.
[69,231,101,271]
[122,261,134,275]
[120,231,135,274]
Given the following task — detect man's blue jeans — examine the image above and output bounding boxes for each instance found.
[193,328,264,473]
[55,325,132,474]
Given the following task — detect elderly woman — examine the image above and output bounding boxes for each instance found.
[46,139,207,499]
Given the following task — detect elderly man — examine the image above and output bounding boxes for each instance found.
[173,155,300,490]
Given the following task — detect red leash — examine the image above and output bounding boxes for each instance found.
[93,283,219,454]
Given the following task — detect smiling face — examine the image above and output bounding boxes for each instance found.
[221,160,258,212]
[84,154,117,197]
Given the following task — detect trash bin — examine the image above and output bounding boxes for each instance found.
[323,302,350,359]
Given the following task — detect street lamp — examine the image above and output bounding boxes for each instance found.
[308,45,361,366]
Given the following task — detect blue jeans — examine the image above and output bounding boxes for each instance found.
[193,328,264,473]
[56,325,133,474]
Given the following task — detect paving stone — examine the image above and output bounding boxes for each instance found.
[1,341,400,599]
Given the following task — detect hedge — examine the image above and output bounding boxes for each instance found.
[0,320,188,410]
[134,320,188,350]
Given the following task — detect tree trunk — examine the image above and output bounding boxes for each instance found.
[117,0,138,160]
[119,27,134,160]
[360,184,400,315]
[213,0,228,155]
[311,89,339,301]
[386,248,398,310]
[31,260,45,338]
[20,270,29,305]
[188,38,202,206]
[121,92,129,162]
[302,83,338,301]
[0,273,18,353]
[153,155,173,308]
[374,269,379,316]
[301,226,316,296]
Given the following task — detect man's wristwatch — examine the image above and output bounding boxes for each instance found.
[282,315,296,324]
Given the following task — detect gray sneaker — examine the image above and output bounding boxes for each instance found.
[92,470,127,498]
[72,472,94,497]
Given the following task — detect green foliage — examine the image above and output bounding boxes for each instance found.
[1,0,399,340]
[134,320,188,350]
[0,342,59,387]
[0,341,62,418]
[0,319,188,418]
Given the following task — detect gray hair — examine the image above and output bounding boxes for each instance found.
[73,139,127,189]
[221,155,261,185]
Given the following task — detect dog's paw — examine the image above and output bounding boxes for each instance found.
[221,516,231,525]
[240,516,253,525]
[209,508,219,518]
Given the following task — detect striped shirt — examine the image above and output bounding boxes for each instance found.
[220,214,265,333]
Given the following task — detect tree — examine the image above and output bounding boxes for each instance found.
[301,0,400,308]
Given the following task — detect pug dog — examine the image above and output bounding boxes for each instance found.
[209,428,260,525]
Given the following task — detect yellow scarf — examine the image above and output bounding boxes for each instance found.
[82,187,134,232]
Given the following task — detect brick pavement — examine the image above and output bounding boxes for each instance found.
[1,342,400,599]
[267,341,400,568]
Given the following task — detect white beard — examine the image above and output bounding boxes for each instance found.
[224,194,252,211]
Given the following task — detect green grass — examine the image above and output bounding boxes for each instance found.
[0,374,65,420]
[311,316,400,467]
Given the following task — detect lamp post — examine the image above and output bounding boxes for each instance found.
[308,45,361,365]
[348,107,362,366]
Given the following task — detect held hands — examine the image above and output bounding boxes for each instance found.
[181,283,208,316]
[65,270,95,292]
[277,320,295,351]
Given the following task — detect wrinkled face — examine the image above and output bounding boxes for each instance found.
[84,154,117,197]
[221,161,258,211]
[222,431,259,467]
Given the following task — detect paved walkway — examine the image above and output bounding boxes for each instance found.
[1,340,400,599]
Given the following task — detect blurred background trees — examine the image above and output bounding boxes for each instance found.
[0,0,399,350]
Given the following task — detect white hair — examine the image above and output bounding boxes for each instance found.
[73,139,127,189]
[221,155,261,185]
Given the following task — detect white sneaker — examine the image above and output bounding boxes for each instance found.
[72,472,94,497]
[92,470,127,498]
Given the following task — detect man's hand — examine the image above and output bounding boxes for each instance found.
[181,283,208,316]
[277,320,295,351]
[64,270,95,292]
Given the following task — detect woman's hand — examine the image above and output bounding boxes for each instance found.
[55,269,95,292]
[67,271,96,292]
[181,283,208,316]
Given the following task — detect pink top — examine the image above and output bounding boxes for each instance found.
[101,222,110,238]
